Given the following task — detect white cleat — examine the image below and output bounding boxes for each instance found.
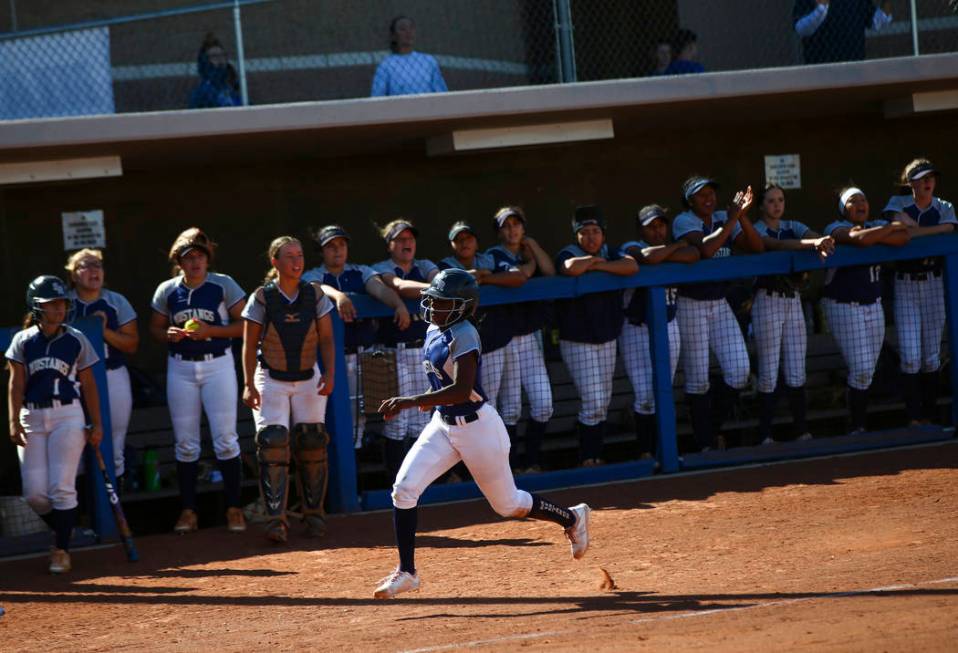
[761,436,776,446]
[565,503,591,560]
[374,569,421,599]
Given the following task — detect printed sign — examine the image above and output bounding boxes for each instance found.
[62,210,106,250]
[764,154,801,189]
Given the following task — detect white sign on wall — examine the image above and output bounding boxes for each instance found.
[764,154,802,189]
[62,210,106,250]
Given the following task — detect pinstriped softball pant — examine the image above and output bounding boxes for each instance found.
[499,331,554,424]
[823,298,885,391]
[894,276,946,374]
[383,345,432,441]
[751,292,807,394]
[559,339,617,426]
[677,296,750,395]
[618,320,680,415]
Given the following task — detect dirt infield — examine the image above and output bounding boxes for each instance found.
[2,442,957,652]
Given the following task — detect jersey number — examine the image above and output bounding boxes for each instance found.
[53,379,60,397]
[666,288,678,306]
[869,265,881,283]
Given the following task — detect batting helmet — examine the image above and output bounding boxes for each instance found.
[420,268,479,326]
[26,275,70,322]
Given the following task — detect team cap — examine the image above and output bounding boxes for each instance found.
[175,243,211,259]
[572,205,606,233]
[906,161,938,182]
[384,221,419,243]
[448,221,477,242]
[316,225,351,247]
[682,176,719,201]
[638,204,667,226]
[493,206,526,230]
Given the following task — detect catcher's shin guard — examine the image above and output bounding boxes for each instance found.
[255,425,291,520]
[292,423,330,519]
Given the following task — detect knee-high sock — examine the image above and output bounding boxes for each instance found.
[902,372,923,422]
[528,493,576,528]
[384,438,410,482]
[848,386,869,431]
[758,391,777,440]
[787,385,808,435]
[524,420,546,467]
[505,424,519,468]
[393,506,418,574]
[51,508,77,551]
[177,460,199,510]
[687,392,712,449]
[920,372,939,422]
[634,412,656,457]
[218,456,242,508]
[578,422,604,461]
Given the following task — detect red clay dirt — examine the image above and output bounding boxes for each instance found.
[2,442,957,652]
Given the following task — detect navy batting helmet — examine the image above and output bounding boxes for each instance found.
[421,268,479,326]
[26,275,70,322]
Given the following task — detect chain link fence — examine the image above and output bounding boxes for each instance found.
[0,0,956,119]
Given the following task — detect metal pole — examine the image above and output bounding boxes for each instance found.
[555,0,576,83]
[646,287,680,473]
[909,0,920,56]
[943,254,958,426]
[8,0,17,31]
[232,0,249,105]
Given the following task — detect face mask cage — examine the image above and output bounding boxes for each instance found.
[420,295,471,325]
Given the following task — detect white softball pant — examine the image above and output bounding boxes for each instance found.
[383,345,431,441]
[619,320,680,415]
[480,345,518,424]
[107,366,133,476]
[894,276,946,374]
[391,404,533,518]
[166,352,240,462]
[17,403,87,513]
[677,296,750,395]
[252,363,327,431]
[823,298,885,391]
[500,332,554,424]
[559,339,617,426]
[751,292,807,394]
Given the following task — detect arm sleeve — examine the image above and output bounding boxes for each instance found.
[753,222,770,237]
[76,333,100,370]
[312,283,335,318]
[449,323,481,360]
[150,281,170,315]
[363,264,385,282]
[371,62,388,97]
[792,221,810,238]
[823,221,845,237]
[418,259,439,277]
[4,331,26,364]
[882,195,906,214]
[114,292,137,326]
[222,275,246,308]
[240,290,266,324]
[672,213,703,240]
[794,1,829,37]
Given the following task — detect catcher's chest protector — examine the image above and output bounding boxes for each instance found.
[261,281,319,381]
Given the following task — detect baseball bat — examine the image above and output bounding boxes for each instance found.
[94,446,139,562]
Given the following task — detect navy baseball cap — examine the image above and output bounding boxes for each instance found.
[572,205,606,233]
[638,204,667,226]
[906,161,938,182]
[683,176,719,201]
[448,221,477,242]
[493,206,525,230]
[384,220,419,242]
[316,225,350,247]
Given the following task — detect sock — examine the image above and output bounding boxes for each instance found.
[713,383,740,446]
[393,506,418,574]
[505,424,519,468]
[848,386,869,431]
[901,372,922,422]
[787,385,808,436]
[384,438,409,481]
[758,391,776,440]
[634,412,656,457]
[528,493,576,529]
[524,420,546,468]
[687,392,712,449]
[177,460,199,510]
[51,508,77,551]
[920,371,939,422]
[218,456,243,508]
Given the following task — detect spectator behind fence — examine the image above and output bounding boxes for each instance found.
[822,187,909,434]
[619,205,699,460]
[881,159,957,425]
[650,40,672,76]
[487,206,556,473]
[556,206,638,467]
[663,29,705,75]
[673,178,763,453]
[189,33,242,109]
[793,0,893,64]
[371,16,448,97]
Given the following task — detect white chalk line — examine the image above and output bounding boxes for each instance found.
[397,575,958,653]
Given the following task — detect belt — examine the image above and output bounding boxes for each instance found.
[26,398,74,409]
[763,289,796,299]
[170,349,228,362]
[441,412,479,426]
[896,271,941,281]
[395,339,425,350]
[832,298,879,306]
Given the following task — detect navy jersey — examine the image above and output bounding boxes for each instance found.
[823,219,888,303]
[302,264,380,349]
[673,210,742,301]
[883,195,957,273]
[619,240,677,325]
[437,254,514,353]
[554,243,624,344]
[69,288,136,370]
[151,272,245,357]
[372,259,436,346]
[486,245,551,336]
[753,219,811,292]
[423,321,487,418]
[5,325,99,405]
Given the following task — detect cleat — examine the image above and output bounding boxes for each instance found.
[226,507,246,533]
[49,548,71,574]
[565,503,592,560]
[374,569,420,599]
[303,514,327,538]
[797,432,814,441]
[761,436,776,446]
[173,509,198,534]
[265,519,288,543]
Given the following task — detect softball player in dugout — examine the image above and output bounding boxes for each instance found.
[149,228,246,534]
[373,268,591,599]
[620,205,699,459]
[242,236,336,543]
[372,219,439,478]
[302,225,410,450]
[556,206,638,466]
[673,177,763,452]
[823,187,909,433]
[882,159,957,425]
[6,275,103,574]
[752,185,834,444]
[65,249,139,485]
[486,206,556,472]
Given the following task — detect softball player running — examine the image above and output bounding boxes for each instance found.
[372,219,438,477]
[65,249,138,485]
[823,187,910,432]
[882,159,957,424]
[752,185,834,444]
[242,236,336,542]
[302,225,410,451]
[557,206,638,466]
[619,205,699,458]
[6,275,103,574]
[149,228,246,534]
[373,268,591,599]
[487,206,556,471]
[673,177,763,451]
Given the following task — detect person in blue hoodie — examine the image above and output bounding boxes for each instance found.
[189,33,242,109]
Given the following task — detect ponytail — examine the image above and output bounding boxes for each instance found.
[264,236,302,285]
